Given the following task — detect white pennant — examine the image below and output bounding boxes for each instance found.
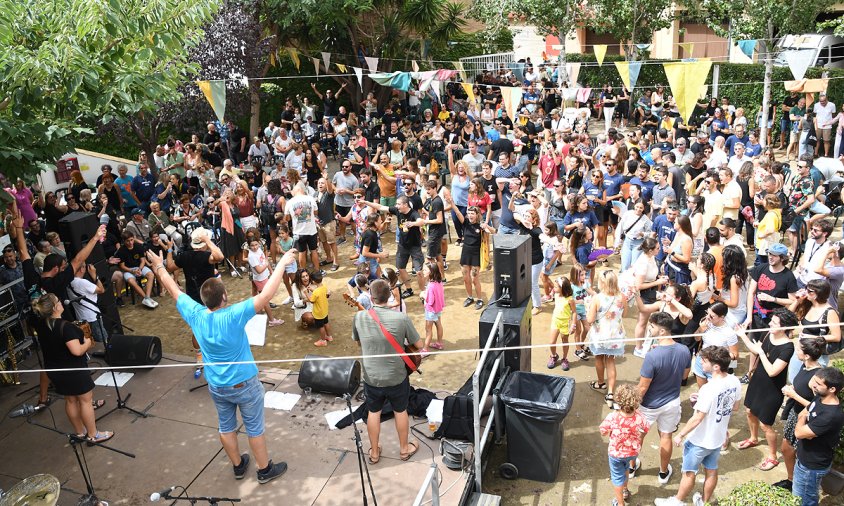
[784,49,815,81]
[240,76,249,88]
[321,52,331,71]
[365,56,379,73]
[353,67,364,90]
[311,57,320,76]
[412,60,420,73]
[430,80,441,103]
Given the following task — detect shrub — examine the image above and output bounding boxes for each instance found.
[718,480,802,506]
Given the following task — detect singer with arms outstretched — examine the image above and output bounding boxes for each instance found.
[147,246,297,485]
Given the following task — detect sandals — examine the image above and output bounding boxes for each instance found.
[737,438,759,450]
[87,430,114,446]
[368,446,381,465]
[36,395,54,410]
[400,441,419,461]
[759,457,780,471]
[589,381,607,391]
[314,339,329,347]
[92,399,106,411]
[605,393,618,409]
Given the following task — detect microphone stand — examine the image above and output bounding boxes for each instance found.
[160,490,241,505]
[342,393,377,506]
[26,414,135,506]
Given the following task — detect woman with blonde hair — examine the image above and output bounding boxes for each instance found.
[586,270,628,408]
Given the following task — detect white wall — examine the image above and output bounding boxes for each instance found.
[42,149,135,193]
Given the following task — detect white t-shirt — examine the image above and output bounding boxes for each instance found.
[284,194,318,236]
[799,238,831,285]
[274,136,292,154]
[721,180,742,220]
[248,143,271,160]
[705,149,727,169]
[722,234,746,255]
[814,101,836,130]
[727,155,751,172]
[687,374,741,449]
[633,253,659,285]
[69,277,99,323]
[701,323,738,350]
[462,152,485,173]
[248,249,270,282]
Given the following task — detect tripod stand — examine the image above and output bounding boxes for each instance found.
[343,393,378,506]
[26,415,135,506]
[156,489,241,505]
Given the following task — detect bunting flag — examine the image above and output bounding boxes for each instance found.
[353,67,364,91]
[336,63,347,73]
[635,43,651,51]
[500,86,523,124]
[679,42,694,58]
[663,60,713,123]
[785,78,828,94]
[364,56,379,73]
[430,80,442,103]
[737,40,757,59]
[784,49,815,81]
[561,88,579,103]
[412,60,420,73]
[196,80,226,123]
[614,61,643,92]
[461,83,476,106]
[321,52,331,71]
[434,69,458,80]
[454,61,467,82]
[311,57,320,76]
[269,50,277,68]
[287,47,300,71]
[369,72,412,92]
[594,45,607,66]
[565,62,581,85]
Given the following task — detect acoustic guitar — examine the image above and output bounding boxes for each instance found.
[343,293,422,375]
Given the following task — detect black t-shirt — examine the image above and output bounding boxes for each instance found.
[39,265,76,320]
[389,206,422,248]
[407,193,423,213]
[317,191,335,224]
[526,226,543,265]
[203,131,221,148]
[117,243,146,269]
[44,204,67,233]
[481,175,500,211]
[381,113,400,128]
[359,229,380,255]
[490,138,514,160]
[280,109,295,125]
[146,241,166,257]
[229,127,247,154]
[35,319,87,370]
[462,220,482,249]
[424,196,447,237]
[750,264,798,315]
[797,396,844,469]
[175,249,214,303]
[685,164,705,183]
[323,97,337,117]
[386,131,406,146]
[350,146,368,171]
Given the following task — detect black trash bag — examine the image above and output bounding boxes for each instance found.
[499,371,575,423]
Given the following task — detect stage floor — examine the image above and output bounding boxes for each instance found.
[0,353,469,505]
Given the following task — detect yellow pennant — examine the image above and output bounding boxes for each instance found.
[663,60,713,123]
[336,63,347,73]
[461,83,476,106]
[594,45,607,66]
[287,47,300,71]
[679,42,694,58]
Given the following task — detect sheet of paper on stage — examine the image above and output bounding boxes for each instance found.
[264,391,300,411]
[426,399,444,424]
[246,314,268,346]
[94,372,134,387]
[325,406,363,430]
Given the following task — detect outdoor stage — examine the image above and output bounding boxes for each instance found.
[0,353,469,505]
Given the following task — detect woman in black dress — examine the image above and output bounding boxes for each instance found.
[736,308,796,471]
[451,204,493,310]
[32,294,113,444]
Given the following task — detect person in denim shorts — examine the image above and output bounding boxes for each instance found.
[149,247,299,485]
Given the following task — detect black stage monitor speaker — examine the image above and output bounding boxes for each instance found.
[493,234,531,308]
[105,335,162,367]
[298,354,361,396]
[479,299,532,374]
[59,212,105,264]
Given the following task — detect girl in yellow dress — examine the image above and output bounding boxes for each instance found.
[548,276,576,371]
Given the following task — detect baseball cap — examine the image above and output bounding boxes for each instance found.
[131,208,144,216]
[768,243,788,257]
[190,228,211,249]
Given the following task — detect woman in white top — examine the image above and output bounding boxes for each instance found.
[631,238,668,355]
[713,245,749,327]
[614,200,652,271]
[332,117,348,149]
[705,136,728,169]
[697,172,724,229]
[387,139,406,168]
[480,103,496,125]
[292,269,315,328]
[693,302,739,387]
[285,144,306,177]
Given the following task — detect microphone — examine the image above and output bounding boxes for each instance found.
[9,404,39,418]
[99,215,110,243]
[149,486,175,502]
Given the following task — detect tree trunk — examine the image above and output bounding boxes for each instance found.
[759,20,774,148]
[249,81,261,139]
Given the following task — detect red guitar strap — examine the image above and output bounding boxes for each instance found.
[367,309,417,372]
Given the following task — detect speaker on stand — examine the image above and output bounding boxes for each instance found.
[478,298,532,374]
[298,354,362,396]
[493,234,531,308]
[105,335,162,367]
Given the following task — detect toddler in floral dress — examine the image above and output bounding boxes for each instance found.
[598,384,650,506]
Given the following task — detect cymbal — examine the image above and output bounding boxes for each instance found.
[0,474,60,506]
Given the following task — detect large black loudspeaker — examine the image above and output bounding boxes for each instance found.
[105,335,162,367]
[298,354,361,396]
[493,234,531,308]
[478,299,532,374]
[90,259,123,336]
[59,212,105,265]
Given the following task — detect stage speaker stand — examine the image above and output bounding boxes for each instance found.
[478,298,532,373]
[298,354,362,396]
[493,234,531,308]
[105,335,162,367]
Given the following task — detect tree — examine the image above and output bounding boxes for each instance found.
[0,0,219,180]
[693,0,836,145]
[588,0,677,60]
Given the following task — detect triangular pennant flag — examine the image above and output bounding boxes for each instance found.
[269,51,276,68]
[461,83,476,106]
[336,63,347,73]
[430,80,442,103]
[614,62,632,92]
[627,61,642,91]
[679,42,694,57]
[663,60,713,123]
[565,62,581,85]
[353,67,364,91]
[364,56,379,73]
[635,43,651,51]
[321,52,331,71]
[784,49,815,81]
[369,72,412,92]
[500,86,523,124]
[737,40,757,59]
[454,61,467,82]
[594,45,607,66]
[412,60,420,73]
[196,80,227,123]
[287,47,300,71]
[311,57,320,76]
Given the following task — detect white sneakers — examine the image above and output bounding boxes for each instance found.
[142,297,158,309]
[280,296,293,305]
[692,492,704,506]
[653,496,683,506]
[658,463,673,485]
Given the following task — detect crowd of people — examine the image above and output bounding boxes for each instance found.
[4,69,844,502]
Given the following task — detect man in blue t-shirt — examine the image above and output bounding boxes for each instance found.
[652,206,678,265]
[638,312,692,485]
[147,247,299,485]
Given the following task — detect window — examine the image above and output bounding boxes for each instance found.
[830,44,844,64]
[816,47,829,67]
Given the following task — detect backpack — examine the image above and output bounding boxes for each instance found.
[433,393,474,441]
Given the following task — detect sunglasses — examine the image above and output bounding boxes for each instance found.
[554,184,563,188]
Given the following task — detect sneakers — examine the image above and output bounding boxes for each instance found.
[401,288,414,299]
[575,349,590,361]
[280,296,293,305]
[475,299,484,310]
[653,496,683,506]
[443,261,449,270]
[194,350,203,379]
[546,355,559,369]
[257,460,287,484]
[773,479,793,491]
[337,237,347,245]
[692,492,704,506]
[330,264,339,272]
[560,358,570,371]
[231,270,239,277]
[142,297,158,308]
[739,373,750,384]
[657,463,673,485]
[628,457,641,477]
[233,453,250,480]
[420,349,430,358]
[463,297,475,307]
[633,347,648,359]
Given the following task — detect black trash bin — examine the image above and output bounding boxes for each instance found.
[498,371,575,482]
